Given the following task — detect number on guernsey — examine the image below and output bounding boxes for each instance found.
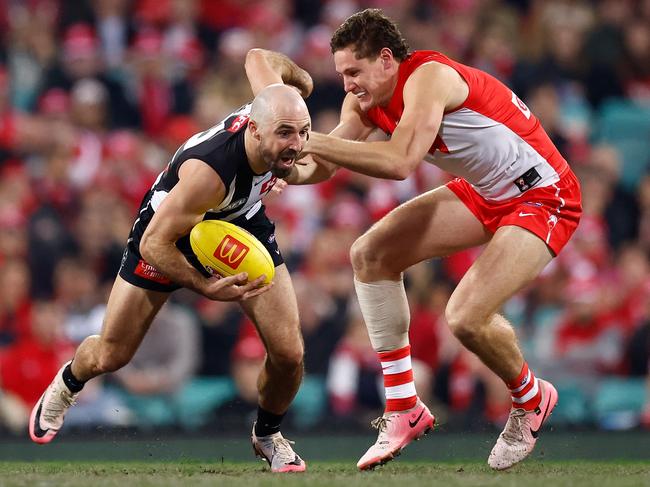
[183,122,226,151]
[511,91,531,120]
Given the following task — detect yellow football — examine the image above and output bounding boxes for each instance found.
[189,220,275,285]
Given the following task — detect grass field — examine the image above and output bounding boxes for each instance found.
[1,461,649,487]
[1,432,648,486]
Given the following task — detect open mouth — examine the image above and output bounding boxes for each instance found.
[278,156,294,167]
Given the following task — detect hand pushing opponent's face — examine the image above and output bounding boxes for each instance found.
[249,85,311,178]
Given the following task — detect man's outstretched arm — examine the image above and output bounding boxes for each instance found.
[302,63,460,180]
[284,92,376,185]
[245,48,313,98]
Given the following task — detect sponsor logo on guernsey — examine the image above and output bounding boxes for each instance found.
[214,235,249,269]
[134,260,172,284]
[514,167,542,192]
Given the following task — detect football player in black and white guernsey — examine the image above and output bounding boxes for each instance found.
[30,49,332,473]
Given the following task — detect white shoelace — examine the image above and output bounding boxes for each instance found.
[42,388,77,424]
[271,437,298,464]
[370,416,389,431]
[500,408,526,444]
[370,416,394,444]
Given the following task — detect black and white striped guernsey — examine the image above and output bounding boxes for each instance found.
[127,103,279,252]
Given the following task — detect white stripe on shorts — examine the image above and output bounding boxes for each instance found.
[546,184,565,244]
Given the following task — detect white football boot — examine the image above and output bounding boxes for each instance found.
[29,361,79,444]
[251,422,306,472]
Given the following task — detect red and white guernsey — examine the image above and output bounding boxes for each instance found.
[367,51,570,202]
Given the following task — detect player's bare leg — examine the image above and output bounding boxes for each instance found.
[240,264,306,472]
[352,187,492,283]
[241,265,303,416]
[445,225,557,469]
[351,186,490,469]
[445,226,551,378]
[30,277,170,444]
[72,277,170,381]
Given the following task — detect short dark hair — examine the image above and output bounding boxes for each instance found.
[330,8,409,61]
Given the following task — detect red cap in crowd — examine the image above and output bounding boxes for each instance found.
[63,23,98,60]
[38,88,70,115]
[132,28,164,57]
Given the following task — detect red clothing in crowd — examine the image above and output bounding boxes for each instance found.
[0,338,73,407]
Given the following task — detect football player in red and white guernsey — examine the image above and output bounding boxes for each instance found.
[301,9,581,471]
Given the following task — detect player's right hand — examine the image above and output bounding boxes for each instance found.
[270,178,288,194]
[202,273,272,301]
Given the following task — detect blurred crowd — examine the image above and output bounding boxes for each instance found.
[0,0,649,436]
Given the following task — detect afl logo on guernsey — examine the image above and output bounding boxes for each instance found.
[213,235,250,269]
[228,115,249,133]
[260,177,278,194]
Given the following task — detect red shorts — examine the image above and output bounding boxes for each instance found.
[446,170,582,255]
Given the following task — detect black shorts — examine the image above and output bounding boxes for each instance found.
[118,209,284,293]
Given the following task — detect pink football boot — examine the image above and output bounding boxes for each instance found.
[357,399,435,470]
[488,379,558,470]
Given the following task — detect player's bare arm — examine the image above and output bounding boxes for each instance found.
[245,48,313,99]
[285,94,375,184]
[282,156,333,185]
[140,159,269,301]
[303,62,465,180]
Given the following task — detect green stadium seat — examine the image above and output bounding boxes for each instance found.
[112,391,176,428]
[108,377,237,429]
[174,377,237,430]
[593,377,647,429]
[593,377,646,413]
[595,99,650,190]
[289,375,327,430]
[549,380,589,425]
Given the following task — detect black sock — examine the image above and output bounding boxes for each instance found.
[62,363,85,393]
[254,406,285,437]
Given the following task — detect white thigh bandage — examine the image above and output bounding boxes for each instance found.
[354,278,410,352]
